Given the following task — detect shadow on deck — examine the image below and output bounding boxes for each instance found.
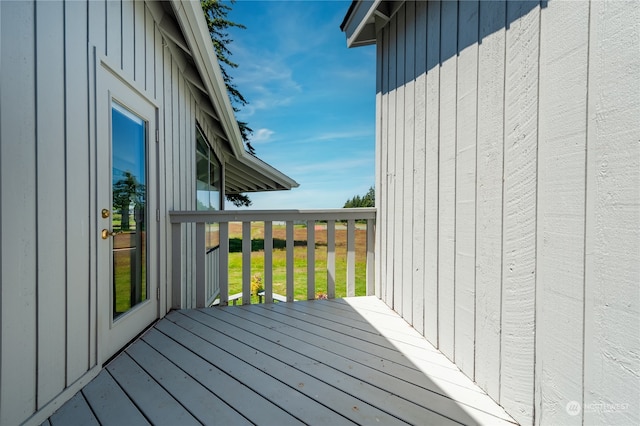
[44,297,517,425]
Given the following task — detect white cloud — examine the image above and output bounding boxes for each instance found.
[251,128,275,143]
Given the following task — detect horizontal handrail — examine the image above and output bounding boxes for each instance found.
[169,208,376,309]
[169,208,377,223]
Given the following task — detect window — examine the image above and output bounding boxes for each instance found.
[196,126,221,211]
[196,126,221,249]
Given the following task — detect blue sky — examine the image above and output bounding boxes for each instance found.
[225,0,376,209]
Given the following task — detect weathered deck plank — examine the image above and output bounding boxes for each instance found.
[106,353,200,426]
[48,297,515,425]
[48,392,98,426]
[81,369,149,426]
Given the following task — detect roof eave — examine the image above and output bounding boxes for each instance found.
[341,0,381,48]
[169,0,298,193]
[341,0,398,48]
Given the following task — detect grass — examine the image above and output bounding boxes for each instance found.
[113,232,147,316]
[224,222,369,304]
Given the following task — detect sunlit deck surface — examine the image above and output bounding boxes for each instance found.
[45,297,516,425]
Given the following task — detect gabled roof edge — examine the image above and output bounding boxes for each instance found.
[169,0,299,191]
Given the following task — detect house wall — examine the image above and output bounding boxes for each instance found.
[0,1,223,423]
[375,1,639,425]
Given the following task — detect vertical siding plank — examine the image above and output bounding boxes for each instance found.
[385,20,396,309]
[171,60,182,306]
[106,0,121,68]
[536,2,589,424]
[145,5,155,95]
[134,0,145,85]
[36,0,67,407]
[454,0,479,378]
[402,1,416,323]
[0,2,38,423]
[189,95,196,307]
[380,27,390,307]
[500,2,540,424]
[121,0,134,77]
[87,0,105,369]
[162,33,174,312]
[412,0,427,336]
[584,2,640,425]
[154,19,167,314]
[475,0,506,403]
[423,0,441,345]
[437,0,458,360]
[89,0,106,57]
[374,32,383,299]
[393,8,405,316]
[65,0,91,385]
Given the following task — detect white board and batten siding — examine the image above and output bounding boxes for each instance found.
[0,1,224,424]
[373,1,640,425]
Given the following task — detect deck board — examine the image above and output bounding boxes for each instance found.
[48,392,98,426]
[106,353,200,426]
[81,369,149,426]
[48,297,516,425]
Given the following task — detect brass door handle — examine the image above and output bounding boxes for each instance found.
[101,229,118,240]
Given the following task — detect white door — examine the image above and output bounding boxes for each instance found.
[97,62,158,362]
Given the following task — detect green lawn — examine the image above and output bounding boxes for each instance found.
[225,222,369,304]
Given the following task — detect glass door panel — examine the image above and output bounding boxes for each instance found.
[111,101,147,319]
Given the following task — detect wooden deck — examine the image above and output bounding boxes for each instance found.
[44,297,516,425]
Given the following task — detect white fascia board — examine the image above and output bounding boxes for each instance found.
[342,0,382,48]
[170,0,243,155]
[169,0,298,190]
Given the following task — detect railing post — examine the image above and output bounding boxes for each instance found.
[307,220,315,300]
[327,220,336,299]
[219,222,229,306]
[242,221,251,304]
[286,221,294,302]
[195,222,205,308]
[264,221,273,304]
[347,219,356,297]
[366,219,375,296]
[171,222,182,309]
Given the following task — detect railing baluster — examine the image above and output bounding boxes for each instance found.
[264,221,273,304]
[169,208,376,305]
[347,219,355,297]
[366,219,375,296]
[219,222,229,306]
[286,220,294,302]
[242,221,251,305]
[195,222,206,308]
[307,220,315,300]
[171,222,182,309]
[327,220,336,299]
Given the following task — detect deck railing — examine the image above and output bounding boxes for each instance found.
[169,208,376,308]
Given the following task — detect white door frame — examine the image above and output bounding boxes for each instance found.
[96,58,159,363]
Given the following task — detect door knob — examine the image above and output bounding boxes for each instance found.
[101,229,117,240]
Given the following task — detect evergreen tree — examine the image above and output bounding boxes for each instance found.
[201,0,253,207]
[343,187,375,208]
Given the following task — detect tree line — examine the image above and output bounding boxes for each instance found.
[343,187,375,208]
